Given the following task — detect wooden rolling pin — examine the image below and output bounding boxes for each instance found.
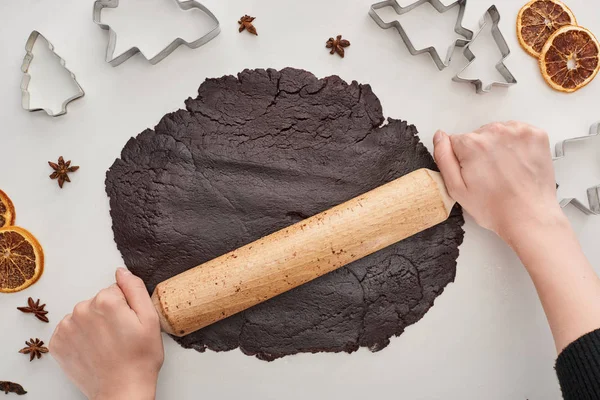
[152,168,455,336]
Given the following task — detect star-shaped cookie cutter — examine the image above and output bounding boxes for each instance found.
[452,6,517,93]
[369,0,473,71]
[554,122,600,215]
[21,31,85,117]
[93,0,221,67]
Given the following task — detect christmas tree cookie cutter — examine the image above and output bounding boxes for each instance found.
[93,0,221,66]
[369,0,473,71]
[554,122,600,215]
[21,31,85,117]
[452,5,517,93]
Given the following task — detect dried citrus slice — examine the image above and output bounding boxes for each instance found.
[0,190,15,228]
[517,0,577,58]
[0,226,44,293]
[540,26,600,93]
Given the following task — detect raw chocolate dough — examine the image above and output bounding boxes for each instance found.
[106,68,465,361]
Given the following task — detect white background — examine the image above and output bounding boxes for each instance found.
[1,0,600,399]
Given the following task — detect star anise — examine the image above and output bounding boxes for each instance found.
[238,15,257,35]
[49,156,79,188]
[19,338,49,362]
[17,297,49,323]
[326,35,351,58]
[0,381,27,395]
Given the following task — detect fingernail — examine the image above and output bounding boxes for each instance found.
[433,130,445,144]
[117,267,131,275]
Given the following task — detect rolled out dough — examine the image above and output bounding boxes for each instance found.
[105,68,465,361]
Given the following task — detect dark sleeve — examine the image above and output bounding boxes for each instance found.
[556,329,600,400]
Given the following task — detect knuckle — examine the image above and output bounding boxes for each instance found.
[49,328,64,351]
[521,126,536,136]
[483,122,504,134]
[58,315,69,327]
[51,318,71,349]
[59,314,72,327]
[72,302,88,318]
[54,324,66,339]
[96,290,118,310]
[449,134,463,149]
[464,133,489,152]
[474,137,490,152]
[533,128,549,141]
[522,126,548,141]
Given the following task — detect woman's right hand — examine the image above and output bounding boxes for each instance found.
[434,121,600,356]
[432,121,564,244]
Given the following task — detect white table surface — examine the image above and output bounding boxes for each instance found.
[1,0,600,398]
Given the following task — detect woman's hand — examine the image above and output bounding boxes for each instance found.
[50,268,164,400]
[434,121,600,354]
[433,121,563,244]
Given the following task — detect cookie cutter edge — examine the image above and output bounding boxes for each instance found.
[92,0,221,67]
[452,5,517,93]
[368,0,474,71]
[554,122,600,215]
[21,31,85,118]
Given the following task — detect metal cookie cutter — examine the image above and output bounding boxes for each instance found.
[93,0,221,66]
[369,0,473,70]
[554,122,600,215]
[452,5,517,93]
[21,31,85,117]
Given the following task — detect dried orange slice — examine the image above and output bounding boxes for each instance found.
[0,226,44,293]
[517,0,577,58]
[0,190,15,228]
[540,26,600,93]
